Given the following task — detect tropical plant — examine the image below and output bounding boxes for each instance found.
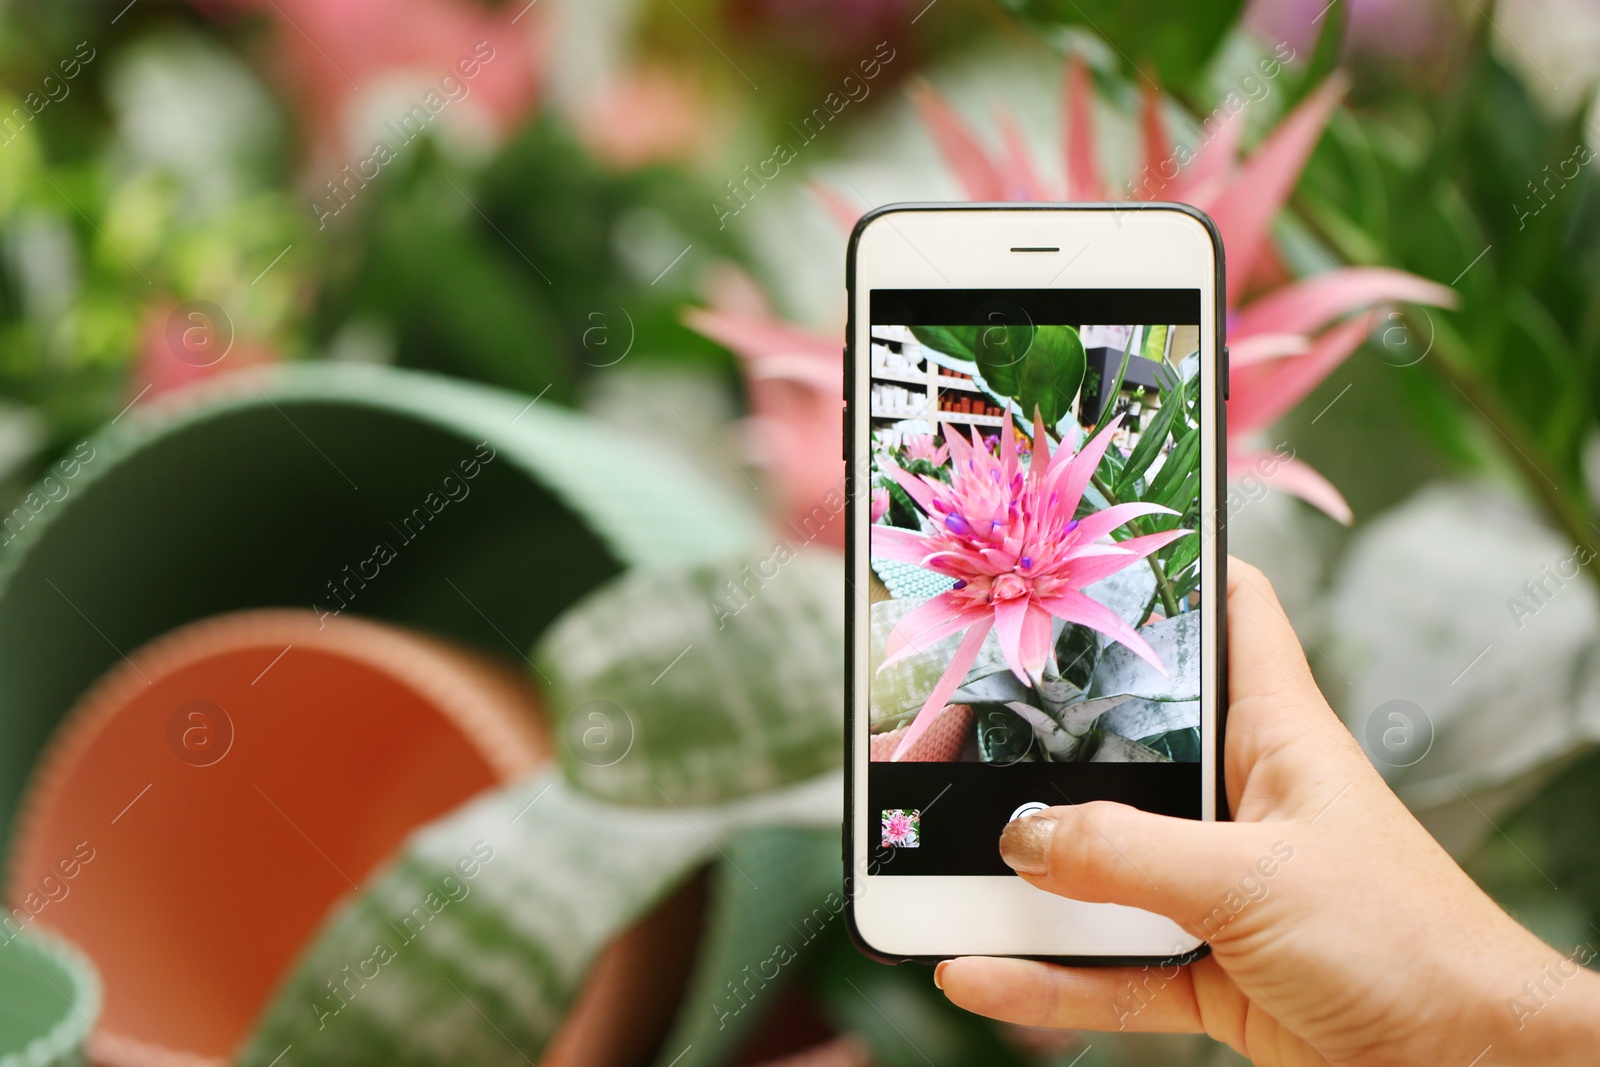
[874,377,1197,761]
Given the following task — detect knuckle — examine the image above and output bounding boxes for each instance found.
[1226,557,1268,590]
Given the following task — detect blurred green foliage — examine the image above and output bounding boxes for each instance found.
[993,0,1248,91]
[307,115,745,401]
[1294,17,1600,573]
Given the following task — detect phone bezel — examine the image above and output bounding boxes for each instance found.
[843,202,1228,966]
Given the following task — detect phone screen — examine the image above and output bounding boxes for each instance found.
[865,287,1205,877]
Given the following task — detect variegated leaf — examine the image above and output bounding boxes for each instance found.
[239,771,841,1066]
[536,551,845,806]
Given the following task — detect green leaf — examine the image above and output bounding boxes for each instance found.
[1154,469,1200,514]
[1088,612,1201,703]
[907,325,979,365]
[971,320,1033,399]
[535,551,844,806]
[1163,534,1202,600]
[993,0,1249,91]
[1286,0,1347,105]
[650,826,843,1067]
[1105,698,1201,745]
[815,933,1034,1067]
[1089,732,1171,762]
[1136,726,1201,763]
[1091,336,1135,426]
[238,772,841,1067]
[1139,324,1169,363]
[1017,324,1086,429]
[1116,382,1182,495]
[1147,426,1199,506]
[973,703,1038,764]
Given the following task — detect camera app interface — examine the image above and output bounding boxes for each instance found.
[866,288,1204,875]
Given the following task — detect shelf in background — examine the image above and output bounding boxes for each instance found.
[933,375,979,392]
[869,368,928,387]
[936,411,1005,426]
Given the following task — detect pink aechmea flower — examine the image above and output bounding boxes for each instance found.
[880,63,1459,524]
[873,410,1190,761]
[871,487,891,523]
[901,433,949,466]
[884,811,913,842]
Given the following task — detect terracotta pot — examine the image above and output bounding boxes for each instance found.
[543,872,707,1067]
[0,929,100,1067]
[5,610,548,1066]
[0,363,763,866]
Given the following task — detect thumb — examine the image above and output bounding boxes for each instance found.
[998,801,1293,933]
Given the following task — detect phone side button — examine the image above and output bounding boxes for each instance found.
[842,346,851,461]
[1222,345,1230,400]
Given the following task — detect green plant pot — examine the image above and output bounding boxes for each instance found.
[0,929,99,1067]
[0,363,764,853]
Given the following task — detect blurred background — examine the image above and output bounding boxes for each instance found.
[0,0,1598,1064]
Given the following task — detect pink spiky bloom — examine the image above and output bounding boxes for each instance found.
[883,810,915,845]
[902,433,949,466]
[874,409,1190,761]
[882,62,1460,523]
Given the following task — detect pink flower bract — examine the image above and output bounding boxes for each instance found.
[874,410,1190,761]
[892,65,1460,524]
[901,433,949,467]
[871,487,891,523]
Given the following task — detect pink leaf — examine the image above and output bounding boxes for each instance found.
[909,79,1007,201]
[1227,332,1310,367]
[1174,104,1244,204]
[1134,83,1173,201]
[891,619,995,761]
[870,524,936,567]
[809,180,864,233]
[1069,501,1180,545]
[992,594,1034,682]
[1040,589,1168,677]
[1209,75,1347,305]
[882,592,989,668]
[1069,529,1190,586]
[1235,451,1354,525]
[1228,310,1374,437]
[996,107,1050,200]
[880,458,941,517]
[1043,413,1124,518]
[1232,266,1457,339]
[1063,56,1106,201]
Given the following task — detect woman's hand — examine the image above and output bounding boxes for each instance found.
[934,559,1600,1066]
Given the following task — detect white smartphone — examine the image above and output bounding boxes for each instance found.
[844,203,1227,964]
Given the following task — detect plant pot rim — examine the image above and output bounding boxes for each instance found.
[0,928,101,1067]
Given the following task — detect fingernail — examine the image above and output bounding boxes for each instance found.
[933,960,948,990]
[999,813,1056,874]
